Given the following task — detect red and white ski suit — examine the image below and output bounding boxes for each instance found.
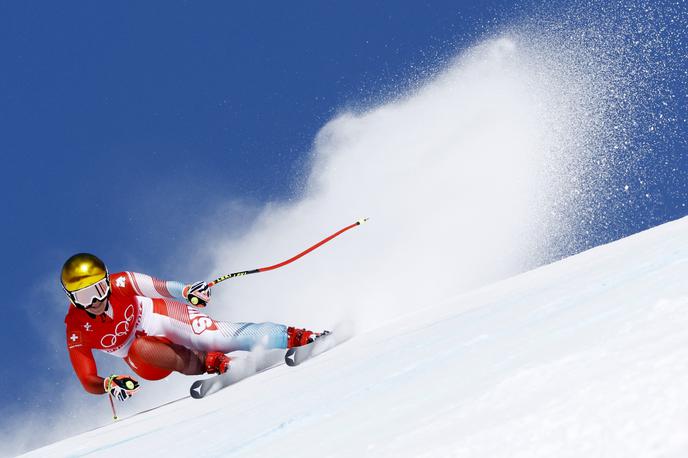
[65,271,288,394]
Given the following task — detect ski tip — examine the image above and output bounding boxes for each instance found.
[357,217,369,225]
[285,348,298,366]
[190,380,204,399]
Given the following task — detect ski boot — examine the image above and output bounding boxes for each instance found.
[287,327,330,348]
[205,352,230,374]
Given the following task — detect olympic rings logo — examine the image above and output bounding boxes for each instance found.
[100,304,135,348]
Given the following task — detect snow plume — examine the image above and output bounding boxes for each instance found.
[204,2,685,333]
[205,40,609,332]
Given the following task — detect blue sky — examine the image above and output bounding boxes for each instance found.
[1,0,686,453]
[0,0,510,434]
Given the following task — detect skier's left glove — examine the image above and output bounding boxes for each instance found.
[183,281,211,307]
[104,375,140,401]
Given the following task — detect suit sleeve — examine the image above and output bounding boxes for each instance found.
[68,345,105,395]
[115,271,186,301]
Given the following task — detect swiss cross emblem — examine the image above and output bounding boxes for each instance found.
[69,331,82,346]
[116,277,126,288]
[84,323,92,332]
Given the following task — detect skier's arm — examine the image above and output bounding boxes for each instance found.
[120,272,187,300]
[68,346,105,395]
[68,347,140,399]
[119,272,210,306]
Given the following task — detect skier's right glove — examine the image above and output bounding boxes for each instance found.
[104,375,140,401]
[183,281,211,307]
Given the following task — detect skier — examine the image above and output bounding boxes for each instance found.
[62,253,322,402]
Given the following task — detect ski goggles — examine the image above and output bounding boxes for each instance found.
[66,277,110,309]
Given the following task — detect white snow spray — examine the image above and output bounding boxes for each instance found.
[206,38,551,332]
[204,2,683,333]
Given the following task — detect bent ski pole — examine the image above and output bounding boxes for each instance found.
[206,218,369,290]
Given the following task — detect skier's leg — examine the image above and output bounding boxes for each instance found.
[130,298,328,376]
[125,335,206,379]
[139,298,298,353]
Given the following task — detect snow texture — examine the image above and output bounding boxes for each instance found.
[23,216,688,457]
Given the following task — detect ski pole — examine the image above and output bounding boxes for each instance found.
[108,392,118,420]
[205,218,368,290]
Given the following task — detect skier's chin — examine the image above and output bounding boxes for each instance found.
[88,299,108,315]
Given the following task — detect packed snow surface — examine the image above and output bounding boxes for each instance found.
[23,216,688,457]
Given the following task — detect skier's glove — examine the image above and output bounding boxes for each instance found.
[184,281,211,307]
[104,375,140,401]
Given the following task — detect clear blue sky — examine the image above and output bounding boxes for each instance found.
[1,0,685,450]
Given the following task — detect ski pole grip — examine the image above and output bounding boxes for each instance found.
[189,295,207,307]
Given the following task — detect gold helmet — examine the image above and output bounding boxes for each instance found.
[61,253,110,308]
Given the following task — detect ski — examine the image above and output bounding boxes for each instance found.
[285,331,337,366]
[190,349,285,399]
[190,332,339,398]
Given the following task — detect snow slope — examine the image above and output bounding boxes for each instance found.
[23,216,688,457]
